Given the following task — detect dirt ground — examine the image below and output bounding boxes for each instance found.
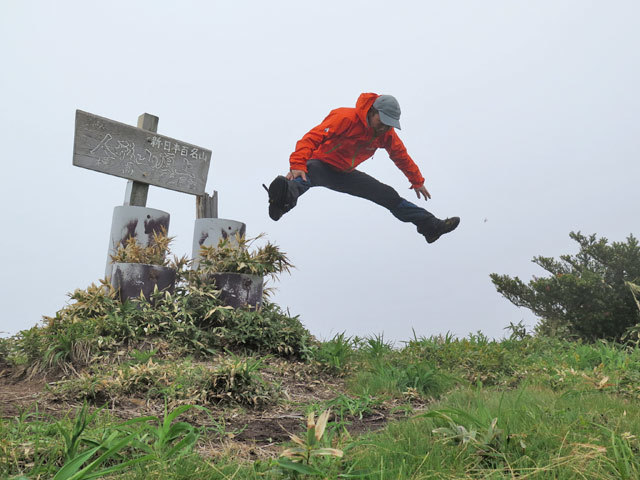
[0,363,422,460]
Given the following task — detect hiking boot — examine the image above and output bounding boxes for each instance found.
[264,176,296,221]
[424,217,460,244]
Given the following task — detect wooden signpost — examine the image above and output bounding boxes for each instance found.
[72,109,255,308]
[73,110,211,200]
[73,110,217,283]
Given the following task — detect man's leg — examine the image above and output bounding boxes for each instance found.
[304,161,444,238]
[268,160,459,242]
[266,171,314,221]
[267,160,349,220]
[390,199,460,243]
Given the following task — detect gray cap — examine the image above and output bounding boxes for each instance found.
[373,95,401,130]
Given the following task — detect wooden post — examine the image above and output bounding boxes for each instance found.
[123,113,158,206]
[196,190,218,219]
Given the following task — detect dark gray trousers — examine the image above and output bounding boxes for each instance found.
[288,159,440,233]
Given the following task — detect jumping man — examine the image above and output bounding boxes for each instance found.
[265,93,460,243]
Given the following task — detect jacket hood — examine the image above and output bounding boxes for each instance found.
[355,92,379,126]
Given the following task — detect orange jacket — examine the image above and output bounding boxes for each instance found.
[289,93,425,188]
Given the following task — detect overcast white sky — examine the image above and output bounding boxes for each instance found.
[1,1,639,343]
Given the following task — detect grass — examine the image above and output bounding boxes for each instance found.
[6,233,640,477]
[3,333,640,479]
[345,385,640,479]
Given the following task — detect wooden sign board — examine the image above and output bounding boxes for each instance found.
[73,110,211,195]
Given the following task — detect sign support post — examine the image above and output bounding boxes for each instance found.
[123,113,158,207]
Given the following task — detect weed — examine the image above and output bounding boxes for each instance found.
[0,407,62,477]
[52,405,151,480]
[0,334,19,369]
[197,235,293,279]
[55,356,278,408]
[313,333,353,375]
[598,426,639,479]
[205,355,276,407]
[504,320,529,340]
[351,356,454,400]
[324,394,378,422]
[57,404,102,463]
[360,333,394,359]
[45,281,119,327]
[424,408,506,467]
[126,348,158,365]
[307,393,381,437]
[109,227,175,267]
[276,410,343,477]
[3,403,207,479]
[210,303,313,359]
[124,404,204,461]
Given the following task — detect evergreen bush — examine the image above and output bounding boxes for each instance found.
[491,232,640,341]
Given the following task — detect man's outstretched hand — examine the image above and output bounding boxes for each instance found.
[286,169,307,181]
[413,184,431,201]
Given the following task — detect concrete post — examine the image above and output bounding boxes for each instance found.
[105,206,170,279]
[191,218,246,267]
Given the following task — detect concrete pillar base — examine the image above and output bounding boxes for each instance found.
[192,218,246,266]
[105,206,170,279]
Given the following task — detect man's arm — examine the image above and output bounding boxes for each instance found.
[384,131,431,200]
[289,109,352,175]
[413,184,431,200]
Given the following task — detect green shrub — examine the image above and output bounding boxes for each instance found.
[14,326,47,367]
[204,356,276,406]
[57,356,278,408]
[109,227,175,266]
[11,235,311,375]
[350,350,454,400]
[0,335,18,367]
[197,235,292,278]
[210,302,313,358]
[358,333,394,359]
[312,332,354,375]
[491,232,640,341]
[404,333,528,386]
